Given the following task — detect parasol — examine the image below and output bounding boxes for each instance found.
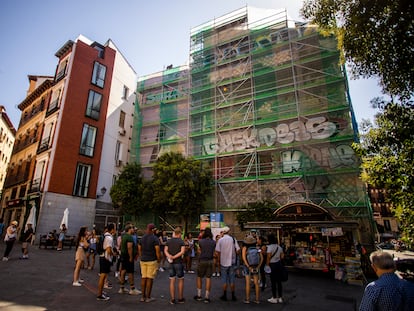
[60,208,69,230]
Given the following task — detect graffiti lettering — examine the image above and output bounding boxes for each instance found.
[202,117,338,155]
[281,144,356,173]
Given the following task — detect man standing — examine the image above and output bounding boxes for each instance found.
[194,227,216,303]
[20,223,34,259]
[139,223,161,303]
[359,251,414,311]
[215,226,240,301]
[165,227,186,304]
[118,223,141,295]
[97,223,116,301]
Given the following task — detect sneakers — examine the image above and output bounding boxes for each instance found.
[204,298,211,303]
[129,288,142,295]
[159,267,165,272]
[177,298,185,304]
[243,299,250,304]
[118,287,128,294]
[169,299,176,305]
[194,295,203,301]
[2,257,8,261]
[97,294,110,301]
[277,297,283,303]
[78,279,84,283]
[212,272,217,277]
[72,281,82,287]
[145,297,155,303]
[104,283,113,289]
[267,297,278,304]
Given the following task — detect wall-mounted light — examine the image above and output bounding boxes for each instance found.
[96,187,107,199]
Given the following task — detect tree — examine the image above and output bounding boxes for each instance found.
[301,0,414,99]
[353,99,414,244]
[109,162,148,216]
[236,200,277,230]
[151,152,213,233]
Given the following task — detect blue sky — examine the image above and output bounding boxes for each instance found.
[0,0,380,129]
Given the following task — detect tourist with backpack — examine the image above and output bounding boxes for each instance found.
[241,235,263,304]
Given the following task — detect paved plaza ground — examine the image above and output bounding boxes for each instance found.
[0,242,365,311]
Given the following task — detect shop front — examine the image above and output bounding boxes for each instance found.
[245,202,366,285]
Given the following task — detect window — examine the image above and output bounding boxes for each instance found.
[48,88,61,112]
[79,124,97,157]
[73,163,91,197]
[115,141,121,162]
[122,85,129,99]
[86,90,102,120]
[94,45,104,58]
[91,62,106,88]
[56,59,68,81]
[119,110,126,128]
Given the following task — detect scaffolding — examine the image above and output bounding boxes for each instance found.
[134,7,371,226]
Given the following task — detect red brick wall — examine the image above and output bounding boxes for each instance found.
[48,40,115,197]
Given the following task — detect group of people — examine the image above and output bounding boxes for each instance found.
[70,222,288,305]
[1,219,34,261]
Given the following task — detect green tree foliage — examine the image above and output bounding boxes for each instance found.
[151,152,213,233]
[236,200,278,230]
[301,0,414,99]
[353,100,414,243]
[109,162,148,216]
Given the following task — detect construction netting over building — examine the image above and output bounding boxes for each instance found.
[132,6,374,241]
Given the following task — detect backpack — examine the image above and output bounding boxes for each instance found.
[246,247,260,267]
[97,234,106,255]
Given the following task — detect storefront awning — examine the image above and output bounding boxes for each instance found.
[244,220,359,230]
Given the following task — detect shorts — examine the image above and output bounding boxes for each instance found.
[121,256,135,273]
[169,262,185,279]
[99,256,111,274]
[242,265,259,276]
[220,265,236,285]
[197,260,213,278]
[58,233,65,241]
[140,260,158,279]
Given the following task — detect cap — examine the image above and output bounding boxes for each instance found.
[147,223,156,231]
[221,226,230,234]
[11,220,18,226]
[243,235,257,245]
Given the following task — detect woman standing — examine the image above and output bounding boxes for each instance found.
[2,220,18,261]
[158,230,168,271]
[57,223,67,251]
[184,232,195,273]
[86,229,97,270]
[73,226,89,286]
[212,235,221,277]
[266,233,284,304]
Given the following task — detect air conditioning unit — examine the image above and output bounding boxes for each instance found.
[118,129,126,136]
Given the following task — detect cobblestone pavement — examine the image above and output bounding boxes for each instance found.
[0,242,364,311]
